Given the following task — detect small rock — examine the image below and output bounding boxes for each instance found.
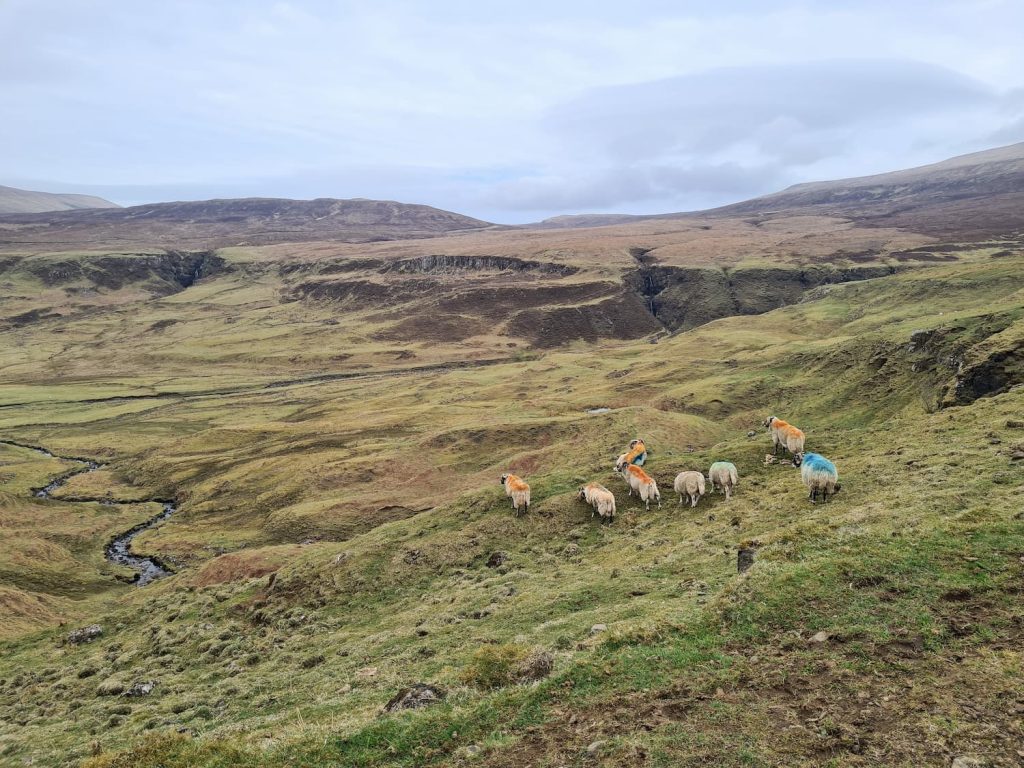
[563,543,581,559]
[339,683,352,694]
[382,682,445,712]
[356,666,378,678]
[123,681,155,697]
[67,624,103,645]
[746,430,756,439]
[465,744,482,756]
[590,624,607,635]
[332,552,348,565]
[1006,419,1024,429]
[809,631,830,644]
[485,551,507,569]
[586,740,606,755]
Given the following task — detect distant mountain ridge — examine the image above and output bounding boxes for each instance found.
[527,141,1024,238]
[0,197,497,249]
[0,184,120,214]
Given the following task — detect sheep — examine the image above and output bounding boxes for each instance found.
[577,482,616,523]
[620,438,647,467]
[793,452,841,503]
[763,416,804,457]
[673,471,706,508]
[614,457,660,511]
[499,473,531,517]
[708,461,738,500]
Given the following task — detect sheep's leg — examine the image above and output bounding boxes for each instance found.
[691,495,698,508]
[809,488,816,504]
[678,494,683,505]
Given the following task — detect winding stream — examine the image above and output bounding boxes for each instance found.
[2,440,176,586]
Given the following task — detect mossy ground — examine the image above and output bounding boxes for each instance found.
[0,247,1022,766]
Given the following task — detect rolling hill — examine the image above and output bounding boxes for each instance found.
[0,145,1022,767]
[0,197,497,249]
[527,142,1024,239]
[0,184,120,214]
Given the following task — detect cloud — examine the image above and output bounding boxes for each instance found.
[3,2,1024,221]
[474,58,1020,215]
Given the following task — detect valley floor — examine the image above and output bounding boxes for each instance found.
[0,249,1022,767]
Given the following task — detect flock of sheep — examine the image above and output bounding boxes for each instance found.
[500,416,842,523]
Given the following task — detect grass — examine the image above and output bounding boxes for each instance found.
[0,244,1022,766]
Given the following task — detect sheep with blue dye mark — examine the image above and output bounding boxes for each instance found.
[793,452,841,503]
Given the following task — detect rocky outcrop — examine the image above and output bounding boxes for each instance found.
[379,254,577,276]
[626,264,898,332]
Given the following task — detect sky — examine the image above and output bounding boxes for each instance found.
[2,0,1024,223]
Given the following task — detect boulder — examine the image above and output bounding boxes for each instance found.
[67,624,103,645]
[382,683,445,712]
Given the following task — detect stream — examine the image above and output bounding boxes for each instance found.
[2,440,176,586]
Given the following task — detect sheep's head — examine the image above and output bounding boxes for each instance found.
[577,486,587,501]
[614,459,625,473]
[792,452,804,467]
[629,438,642,449]
[763,416,776,429]
[833,483,842,494]
[499,473,510,485]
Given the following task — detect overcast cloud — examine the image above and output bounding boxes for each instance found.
[2,0,1023,222]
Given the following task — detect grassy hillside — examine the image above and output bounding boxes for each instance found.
[0,240,1022,765]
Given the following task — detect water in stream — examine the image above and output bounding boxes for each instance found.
[4,440,176,586]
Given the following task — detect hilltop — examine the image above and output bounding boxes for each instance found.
[0,184,119,214]
[0,197,496,250]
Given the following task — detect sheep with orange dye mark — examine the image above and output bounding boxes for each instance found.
[577,482,616,523]
[673,471,706,508]
[614,456,660,511]
[499,473,531,517]
[763,416,805,458]
[620,438,647,467]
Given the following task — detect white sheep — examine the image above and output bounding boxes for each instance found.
[577,482,616,523]
[673,471,706,508]
[499,473,531,516]
[708,461,738,500]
